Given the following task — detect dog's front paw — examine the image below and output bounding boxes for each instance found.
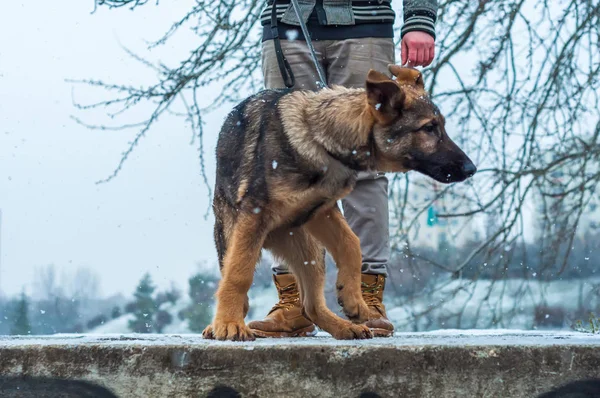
[338,293,370,324]
[202,320,255,341]
[202,324,215,339]
[331,323,373,340]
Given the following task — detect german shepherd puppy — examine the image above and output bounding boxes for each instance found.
[203,65,476,341]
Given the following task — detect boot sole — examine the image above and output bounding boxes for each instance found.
[370,328,394,337]
[251,325,318,338]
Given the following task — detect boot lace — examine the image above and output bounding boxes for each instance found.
[361,282,381,307]
[272,284,300,311]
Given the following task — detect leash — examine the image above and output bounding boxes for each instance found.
[271,0,295,88]
[271,0,328,89]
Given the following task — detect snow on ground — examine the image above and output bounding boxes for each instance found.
[161,298,192,334]
[90,278,600,334]
[91,314,134,334]
[3,330,600,348]
[92,297,194,334]
[90,285,277,334]
[386,277,600,330]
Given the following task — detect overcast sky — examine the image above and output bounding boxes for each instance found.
[0,0,233,298]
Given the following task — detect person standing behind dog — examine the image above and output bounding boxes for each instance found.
[248,0,437,338]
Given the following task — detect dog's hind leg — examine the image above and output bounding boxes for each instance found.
[213,202,250,318]
[305,206,371,325]
[203,213,265,341]
[265,227,371,340]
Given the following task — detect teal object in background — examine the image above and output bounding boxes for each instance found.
[427,206,438,227]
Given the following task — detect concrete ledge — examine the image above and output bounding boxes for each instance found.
[1,331,600,397]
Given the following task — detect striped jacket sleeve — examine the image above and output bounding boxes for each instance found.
[401,0,438,39]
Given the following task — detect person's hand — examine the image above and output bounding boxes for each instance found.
[401,31,435,67]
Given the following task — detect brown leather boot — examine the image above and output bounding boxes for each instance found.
[248,274,317,338]
[362,274,394,337]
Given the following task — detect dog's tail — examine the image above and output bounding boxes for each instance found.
[214,208,226,271]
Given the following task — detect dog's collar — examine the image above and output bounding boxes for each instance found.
[326,133,376,171]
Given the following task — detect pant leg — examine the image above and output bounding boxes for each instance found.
[262,39,328,274]
[262,39,326,91]
[342,174,390,277]
[326,38,396,277]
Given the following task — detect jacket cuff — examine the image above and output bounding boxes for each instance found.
[401,13,436,40]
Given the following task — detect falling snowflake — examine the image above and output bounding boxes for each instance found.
[272,160,278,169]
[253,207,262,214]
[375,103,382,110]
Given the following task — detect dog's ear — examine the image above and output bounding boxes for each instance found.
[388,65,424,89]
[366,69,405,115]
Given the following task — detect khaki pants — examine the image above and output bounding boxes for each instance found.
[262,38,394,277]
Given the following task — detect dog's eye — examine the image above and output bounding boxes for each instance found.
[423,124,436,133]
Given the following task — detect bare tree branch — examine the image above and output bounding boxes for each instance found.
[79,0,600,329]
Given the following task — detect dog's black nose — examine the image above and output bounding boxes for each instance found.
[462,161,477,177]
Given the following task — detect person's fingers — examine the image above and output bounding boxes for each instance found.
[402,32,437,68]
[423,45,434,66]
[416,47,425,66]
[409,47,418,66]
